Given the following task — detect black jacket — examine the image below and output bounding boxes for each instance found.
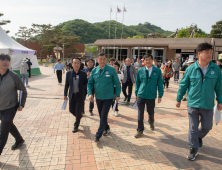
[27,61,32,69]
[80,63,84,70]
[64,70,88,101]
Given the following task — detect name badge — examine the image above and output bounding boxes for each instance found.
[106,75,110,77]
[76,75,79,78]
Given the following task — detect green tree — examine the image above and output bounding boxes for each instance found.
[60,19,172,43]
[30,24,53,62]
[127,35,144,39]
[15,27,32,47]
[210,20,222,38]
[0,13,11,33]
[177,24,208,38]
[85,46,98,56]
[62,33,80,58]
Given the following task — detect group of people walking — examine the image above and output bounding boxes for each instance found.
[63,42,222,161]
[63,53,164,142]
[0,42,221,162]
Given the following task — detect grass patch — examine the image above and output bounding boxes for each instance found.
[37,59,67,67]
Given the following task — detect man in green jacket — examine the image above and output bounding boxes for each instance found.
[176,42,222,161]
[87,53,121,143]
[134,54,164,138]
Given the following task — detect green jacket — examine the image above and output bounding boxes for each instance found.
[87,64,121,100]
[177,61,222,109]
[135,66,164,99]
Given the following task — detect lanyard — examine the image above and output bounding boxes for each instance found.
[198,68,204,83]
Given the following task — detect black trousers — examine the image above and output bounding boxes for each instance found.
[122,81,133,102]
[28,69,31,78]
[56,70,62,83]
[82,89,94,113]
[0,107,23,155]
[137,97,155,132]
[69,93,83,129]
[96,99,113,138]
[163,77,170,88]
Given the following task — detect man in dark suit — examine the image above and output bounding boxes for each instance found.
[64,58,88,133]
[26,58,32,78]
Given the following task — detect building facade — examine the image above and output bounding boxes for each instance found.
[94,38,222,62]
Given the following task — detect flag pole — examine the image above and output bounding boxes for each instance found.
[108,6,112,58]
[114,5,118,50]
[120,4,125,61]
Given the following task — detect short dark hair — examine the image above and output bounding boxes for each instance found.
[196,42,212,53]
[143,54,153,60]
[113,61,120,68]
[58,59,61,62]
[87,58,94,62]
[72,57,81,63]
[98,53,106,57]
[0,54,11,61]
[154,59,157,62]
[110,58,115,62]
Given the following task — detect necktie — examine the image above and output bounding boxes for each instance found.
[100,69,103,75]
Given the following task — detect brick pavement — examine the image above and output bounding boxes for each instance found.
[1,66,222,170]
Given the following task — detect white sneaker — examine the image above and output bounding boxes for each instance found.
[112,111,115,115]
[166,88,168,92]
[58,83,60,85]
[60,83,62,86]
[115,111,118,117]
[26,85,30,88]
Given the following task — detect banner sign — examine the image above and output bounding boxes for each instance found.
[10,49,36,55]
[218,54,222,60]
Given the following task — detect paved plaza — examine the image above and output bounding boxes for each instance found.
[0,66,222,170]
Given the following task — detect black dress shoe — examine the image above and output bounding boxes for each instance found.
[199,138,203,147]
[72,128,78,133]
[11,139,25,150]
[94,136,100,143]
[150,123,154,130]
[90,112,93,116]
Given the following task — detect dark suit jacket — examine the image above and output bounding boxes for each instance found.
[64,70,88,101]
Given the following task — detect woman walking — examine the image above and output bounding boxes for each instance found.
[20,58,30,87]
[112,61,123,116]
[163,61,173,91]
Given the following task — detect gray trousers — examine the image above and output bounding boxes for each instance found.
[188,106,213,149]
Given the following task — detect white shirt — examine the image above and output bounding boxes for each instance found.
[146,66,153,77]
[198,63,209,76]
[117,71,124,83]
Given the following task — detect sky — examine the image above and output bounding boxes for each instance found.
[1,0,221,37]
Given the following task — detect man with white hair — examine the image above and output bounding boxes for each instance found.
[122,58,137,105]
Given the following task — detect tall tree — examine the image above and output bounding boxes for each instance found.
[30,24,53,62]
[85,46,98,56]
[210,20,222,38]
[0,13,11,33]
[177,24,208,38]
[15,27,32,47]
[61,33,80,58]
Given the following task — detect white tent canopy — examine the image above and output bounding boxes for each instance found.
[0,26,41,75]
